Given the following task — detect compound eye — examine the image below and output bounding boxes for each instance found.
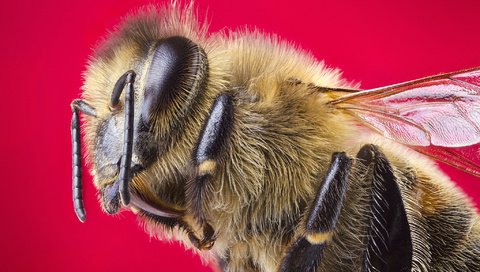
[141,36,206,126]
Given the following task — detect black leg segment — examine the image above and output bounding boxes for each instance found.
[187,93,234,249]
[194,94,234,163]
[279,152,352,272]
[358,144,412,272]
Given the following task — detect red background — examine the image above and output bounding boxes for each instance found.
[2,0,479,271]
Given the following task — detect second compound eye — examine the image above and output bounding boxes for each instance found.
[141,36,207,126]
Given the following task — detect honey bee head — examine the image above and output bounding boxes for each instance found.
[80,5,219,219]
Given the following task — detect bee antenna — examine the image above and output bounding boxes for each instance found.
[117,71,136,206]
[110,72,130,108]
[70,99,96,223]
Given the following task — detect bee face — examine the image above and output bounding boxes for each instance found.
[82,8,211,220]
[91,36,206,171]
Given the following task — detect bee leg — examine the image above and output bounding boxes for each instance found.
[279,152,352,272]
[138,210,207,248]
[187,94,234,250]
[357,144,412,272]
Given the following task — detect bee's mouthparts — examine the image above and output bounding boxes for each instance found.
[102,168,183,218]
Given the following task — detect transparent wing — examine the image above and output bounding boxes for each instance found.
[329,67,480,176]
[412,144,480,177]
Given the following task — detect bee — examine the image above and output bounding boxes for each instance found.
[70,3,480,272]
